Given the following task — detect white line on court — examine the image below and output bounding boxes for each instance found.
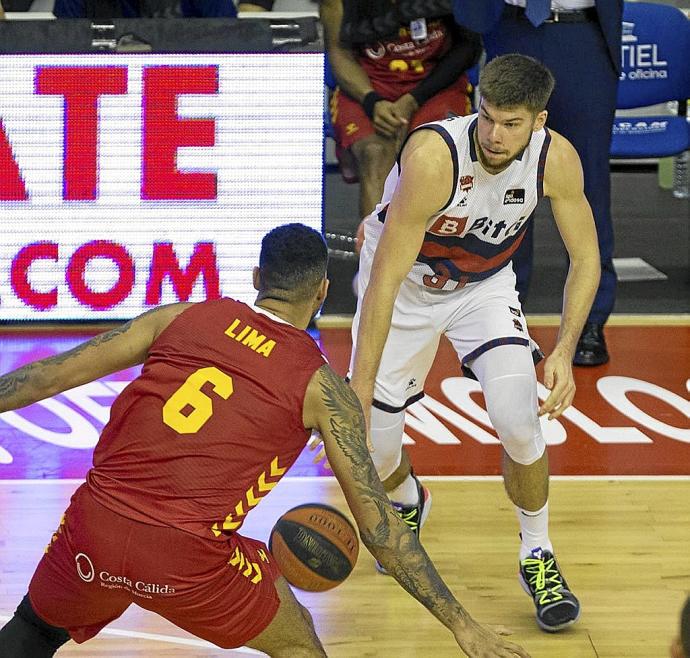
[0,615,264,654]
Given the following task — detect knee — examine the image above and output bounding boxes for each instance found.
[369,407,405,480]
[491,405,545,466]
[481,375,544,466]
[274,606,322,658]
[353,139,395,177]
[299,604,316,633]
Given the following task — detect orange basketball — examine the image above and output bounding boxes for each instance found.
[269,503,359,592]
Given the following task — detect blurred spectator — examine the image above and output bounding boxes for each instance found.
[321,0,480,221]
[671,596,690,658]
[53,0,273,18]
[453,0,622,366]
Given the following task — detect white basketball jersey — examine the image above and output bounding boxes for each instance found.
[363,113,551,291]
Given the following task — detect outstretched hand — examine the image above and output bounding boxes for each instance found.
[539,349,576,420]
[454,618,531,657]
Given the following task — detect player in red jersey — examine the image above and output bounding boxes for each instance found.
[0,224,529,658]
[322,0,481,218]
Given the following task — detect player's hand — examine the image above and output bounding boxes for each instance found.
[372,100,407,138]
[390,93,418,127]
[307,432,332,471]
[453,618,531,657]
[539,348,576,420]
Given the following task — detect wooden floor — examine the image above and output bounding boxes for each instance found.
[1,477,689,657]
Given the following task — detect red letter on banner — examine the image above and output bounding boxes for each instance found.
[146,242,220,304]
[11,242,58,309]
[142,66,218,200]
[0,120,28,200]
[35,67,128,201]
[66,241,135,309]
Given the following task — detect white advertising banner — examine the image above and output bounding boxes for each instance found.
[0,53,325,319]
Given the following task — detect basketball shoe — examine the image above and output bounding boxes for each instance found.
[518,547,581,632]
[375,474,432,575]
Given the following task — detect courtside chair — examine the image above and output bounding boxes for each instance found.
[610,2,690,162]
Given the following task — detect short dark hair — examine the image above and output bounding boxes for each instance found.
[682,597,690,656]
[259,223,328,299]
[479,54,555,114]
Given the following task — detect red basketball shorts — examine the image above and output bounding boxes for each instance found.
[27,484,281,649]
[330,76,471,150]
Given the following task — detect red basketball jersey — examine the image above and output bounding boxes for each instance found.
[357,18,454,97]
[87,299,326,541]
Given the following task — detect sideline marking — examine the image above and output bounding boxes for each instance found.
[316,314,690,329]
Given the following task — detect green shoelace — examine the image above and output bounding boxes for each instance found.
[522,555,565,605]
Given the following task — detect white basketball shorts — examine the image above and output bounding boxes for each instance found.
[349,239,535,411]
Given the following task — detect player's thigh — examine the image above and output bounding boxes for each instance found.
[330,87,375,150]
[245,575,326,657]
[27,487,132,642]
[445,266,531,369]
[351,266,440,408]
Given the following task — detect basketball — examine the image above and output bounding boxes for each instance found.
[269,503,359,592]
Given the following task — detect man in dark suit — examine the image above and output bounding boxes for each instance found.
[452,0,623,366]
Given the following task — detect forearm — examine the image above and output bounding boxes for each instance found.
[409,28,481,106]
[317,365,470,635]
[362,509,470,632]
[328,47,376,103]
[0,360,61,413]
[557,257,600,356]
[349,281,398,402]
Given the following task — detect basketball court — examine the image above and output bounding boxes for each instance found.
[1,316,688,657]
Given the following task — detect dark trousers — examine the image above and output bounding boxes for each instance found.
[483,12,618,324]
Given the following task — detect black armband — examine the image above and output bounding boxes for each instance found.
[362,91,384,120]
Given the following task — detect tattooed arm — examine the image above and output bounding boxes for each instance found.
[0,303,191,413]
[302,365,530,658]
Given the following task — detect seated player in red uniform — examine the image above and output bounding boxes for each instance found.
[321,0,481,221]
[0,224,528,658]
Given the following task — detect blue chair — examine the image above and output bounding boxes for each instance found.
[611,2,690,159]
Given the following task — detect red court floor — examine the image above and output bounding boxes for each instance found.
[0,319,688,479]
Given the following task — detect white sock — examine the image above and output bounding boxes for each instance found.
[388,474,419,507]
[517,502,553,560]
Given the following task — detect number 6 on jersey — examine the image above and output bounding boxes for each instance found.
[163,366,234,434]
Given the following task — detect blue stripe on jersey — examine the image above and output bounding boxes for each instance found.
[468,117,478,162]
[537,128,552,199]
[422,221,528,259]
[415,255,513,284]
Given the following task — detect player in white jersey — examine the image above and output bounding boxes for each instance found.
[349,54,601,633]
